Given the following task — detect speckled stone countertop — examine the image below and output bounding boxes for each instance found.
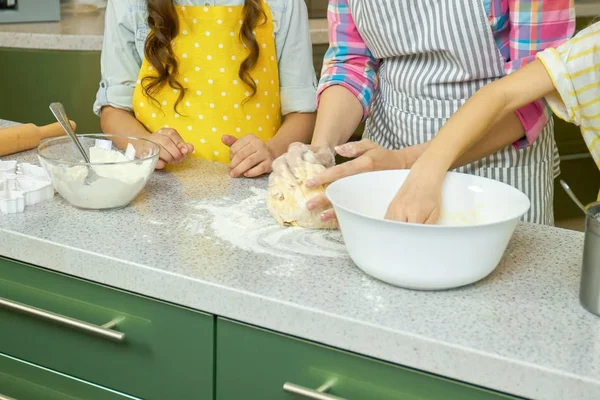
[0,118,598,400]
[0,8,328,50]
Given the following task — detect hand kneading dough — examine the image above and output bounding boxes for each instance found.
[267,163,338,230]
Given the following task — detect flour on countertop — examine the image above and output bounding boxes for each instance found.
[184,187,348,260]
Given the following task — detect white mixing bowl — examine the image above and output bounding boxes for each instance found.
[326,170,530,290]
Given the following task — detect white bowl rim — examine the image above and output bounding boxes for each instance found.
[37,133,160,167]
[325,169,531,229]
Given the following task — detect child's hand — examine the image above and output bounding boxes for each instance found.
[222,134,275,178]
[384,170,443,224]
[305,139,412,222]
[149,128,194,169]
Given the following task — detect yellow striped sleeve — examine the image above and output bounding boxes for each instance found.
[536,48,577,123]
[537,22,600,178]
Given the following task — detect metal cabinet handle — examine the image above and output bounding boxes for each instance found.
[283,379,346,400]
[0,393,17,400]
[0,296,125,343]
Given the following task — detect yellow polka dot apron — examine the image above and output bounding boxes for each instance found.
[132,3,281,163]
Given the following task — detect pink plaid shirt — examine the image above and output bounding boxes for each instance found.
[319,0,576,147]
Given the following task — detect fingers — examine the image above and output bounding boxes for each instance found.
[270,155,297,183]
[269,142,306,181]
[304,146,335,168]
[304,193,335,222]
[221,135,237,147]
[155,159,167,170]
[423,208,440,225]
[230,151,262,177]
[306,193,331,211]
[230,135,253,153]
[163,128,190,155]
[320,208,336,222]
[306,156,374,188]
[229,135,254,164]
[271,143,335,185]
[158,143,179,164]
[229,143,262,173]
[335,139,378,158]
[244,161,271,178]
[384,199,438,225]
[285,143,310,170]
[228,135,275,178]
[154,128,185,163]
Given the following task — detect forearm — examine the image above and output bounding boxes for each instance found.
[311,86,363,149]
[410,60,556,175]
[100,106,151,138]
[406,84,513,177]
[451,110,524,168]
[267,112,316,158]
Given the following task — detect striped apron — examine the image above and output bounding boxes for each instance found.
[349,0,559,225]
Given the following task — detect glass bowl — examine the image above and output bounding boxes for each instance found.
[37,134,160,210]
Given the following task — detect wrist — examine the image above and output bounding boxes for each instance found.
[310,136,337,151]
[265,139,280,160]
[311,125,353,151]
[410,153,451,185]
[397,143,426,169]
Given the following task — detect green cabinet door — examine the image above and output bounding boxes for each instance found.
[0,48,102,134]
[216,318,521,400]
[0,257,214,400]
[0,352,136,400]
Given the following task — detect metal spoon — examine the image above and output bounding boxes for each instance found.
[49,102,99,183]
[559,179,595,218]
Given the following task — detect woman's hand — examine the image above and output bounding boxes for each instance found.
[305,139,415,222]
[384,169,443,224]
[270,142,335,173]
[148,128,194,169]
[269,142,335,186]
[222,134,277,178]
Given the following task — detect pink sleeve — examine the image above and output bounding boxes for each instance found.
[504,0,575,148]
[317,0,380,120]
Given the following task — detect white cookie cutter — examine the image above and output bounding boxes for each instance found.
[0,190,25,214]
[0,160,17,180]
[18,163,50,179]
[0,159,54,214]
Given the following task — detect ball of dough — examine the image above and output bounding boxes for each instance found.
[267,162,338,230]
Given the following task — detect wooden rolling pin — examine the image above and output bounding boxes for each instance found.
[0,121,77,157]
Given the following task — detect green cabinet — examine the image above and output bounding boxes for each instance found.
[216,318,520,400]
[0,48,102,134]
[0,352,134,400]
[0,258,537,400]
[0,257,214,400]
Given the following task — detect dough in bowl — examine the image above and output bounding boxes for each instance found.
[267,160,338,230]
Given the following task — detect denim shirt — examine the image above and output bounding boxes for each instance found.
[94,0,318,117]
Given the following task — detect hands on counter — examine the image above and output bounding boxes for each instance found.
[148,128,194,170]
[222,134,276,178]
[148,129,277,177]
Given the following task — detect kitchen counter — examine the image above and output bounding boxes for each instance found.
[0,9,328,50]
[0,118,598,400]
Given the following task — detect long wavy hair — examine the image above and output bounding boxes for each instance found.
[142,0,265,113]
